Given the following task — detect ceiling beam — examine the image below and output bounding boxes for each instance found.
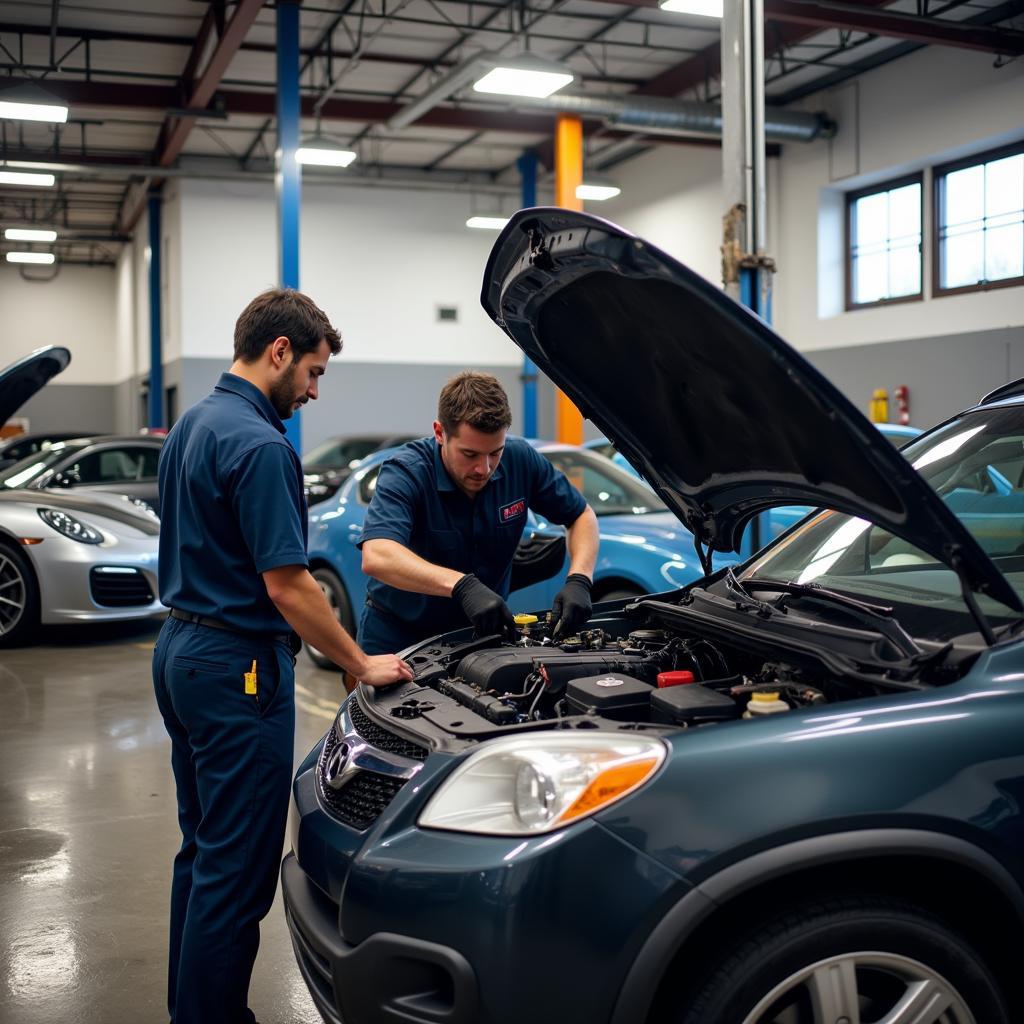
[118,0,266,234]
[761,0,1024,55]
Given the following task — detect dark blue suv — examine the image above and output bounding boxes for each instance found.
[283,210,1024,1024]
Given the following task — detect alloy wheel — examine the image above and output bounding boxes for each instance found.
[741,952,976,1024]
[0,549,27,635]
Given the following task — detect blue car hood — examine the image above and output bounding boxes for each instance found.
[0,346,70,424]
[481,208,1020,612]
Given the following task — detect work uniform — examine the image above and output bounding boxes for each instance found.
[358,436,587,653]
[153,373,307,1024]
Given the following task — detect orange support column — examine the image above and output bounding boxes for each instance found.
[553,115,585,446]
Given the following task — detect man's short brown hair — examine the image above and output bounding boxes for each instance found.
[438,371,512,436]
[233,288,342,363]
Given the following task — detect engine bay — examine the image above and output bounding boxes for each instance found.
[357,597,970,745]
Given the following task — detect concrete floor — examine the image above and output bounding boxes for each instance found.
[0,617,343,1024]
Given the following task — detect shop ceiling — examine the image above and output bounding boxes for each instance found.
[0,0,1021,266]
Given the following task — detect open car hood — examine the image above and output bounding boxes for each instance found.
[481,208,1020,612]
[0,346,71,425]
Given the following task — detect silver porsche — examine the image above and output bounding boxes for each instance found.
[0,347,164,647]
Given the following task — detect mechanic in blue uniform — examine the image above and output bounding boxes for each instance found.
[152,288,412,1024]
[359,371,600,654]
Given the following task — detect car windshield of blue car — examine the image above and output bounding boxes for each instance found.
[305,437,385,470]
[742,405,1024,637]
[541,449,667,516]
[0,442,87,489]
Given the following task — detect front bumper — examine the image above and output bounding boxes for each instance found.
[285,698,687,1024]
[282,854,479,1024]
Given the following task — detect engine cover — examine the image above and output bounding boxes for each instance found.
[456,647,649,695]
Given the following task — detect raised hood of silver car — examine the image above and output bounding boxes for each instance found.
[0,346,71,425]
[481,208,1020,612]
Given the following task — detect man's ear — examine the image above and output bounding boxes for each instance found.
[270,335,291,368]
[432,420,445,445]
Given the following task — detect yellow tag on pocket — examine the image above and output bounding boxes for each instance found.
[244,659,258,696]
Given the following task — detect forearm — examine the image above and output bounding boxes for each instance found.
[264,566,368,676]
[565,506,599,580]
[362,538,463,597]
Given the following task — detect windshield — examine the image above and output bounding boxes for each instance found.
[0,442,83,489]
[540,448,667,516]
[744,405,1024,638]
[305,437,387,470]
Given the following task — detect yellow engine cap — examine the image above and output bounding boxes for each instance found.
[751,691,781,702]
[514,614,539,625]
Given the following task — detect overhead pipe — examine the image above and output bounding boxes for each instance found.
[384,50,832,142]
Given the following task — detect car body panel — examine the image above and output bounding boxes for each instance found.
[482,208,1016,610]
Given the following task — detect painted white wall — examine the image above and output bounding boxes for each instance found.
[0,263,117,384]
[114,243,135,383]
[598,144,725,287]
[778,46,1024,351]
[177,177,522,366]
[599,46,1024,353]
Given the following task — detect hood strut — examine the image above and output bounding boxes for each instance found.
[952,550,997,646]
[693,536,714,577]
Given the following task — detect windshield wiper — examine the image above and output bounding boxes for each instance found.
[744,577,922,657]
[723,567,776,618]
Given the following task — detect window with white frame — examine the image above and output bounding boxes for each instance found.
[846,176,923,308]
[936,145,1024,294]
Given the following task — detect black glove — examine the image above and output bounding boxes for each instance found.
[552,573,593,638]
[453,573,515,639]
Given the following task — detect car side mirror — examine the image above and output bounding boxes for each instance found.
[54,470,79,488]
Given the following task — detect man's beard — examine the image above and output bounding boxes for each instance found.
[269,361,300,418]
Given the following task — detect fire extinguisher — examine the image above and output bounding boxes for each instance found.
[893,385,910,426]
[869,388,889,423]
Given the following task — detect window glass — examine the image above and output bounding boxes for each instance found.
[849,180,922,305]
[71,447,151,484]
[939,150,1024,290]
[540,450,665,516]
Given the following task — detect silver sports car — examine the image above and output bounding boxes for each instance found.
[0,347,163,647]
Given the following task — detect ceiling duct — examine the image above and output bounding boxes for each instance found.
[385,53,832,142]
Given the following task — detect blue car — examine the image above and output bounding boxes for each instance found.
[284,210,1024,1024]
[304,440,705,668]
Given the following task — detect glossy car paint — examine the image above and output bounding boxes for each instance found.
[284,212,1024,1024]
[0,489,162,625]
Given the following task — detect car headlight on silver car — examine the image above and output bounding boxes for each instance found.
[419,733,667,836]
[37,507,103,544]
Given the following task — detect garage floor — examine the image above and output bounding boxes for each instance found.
[0,618,338,1024]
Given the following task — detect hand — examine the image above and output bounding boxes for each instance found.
[453,573,515,639]
[551,573,593,638]
[358,654,414,687]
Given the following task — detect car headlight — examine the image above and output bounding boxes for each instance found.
[418,733,667,836]
[37,508,103,544]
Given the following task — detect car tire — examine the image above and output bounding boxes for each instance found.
[305,566,354,671]
[0,541,40,648]
[674,895,1008,1024]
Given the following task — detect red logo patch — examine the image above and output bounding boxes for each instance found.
[500,499,526,523]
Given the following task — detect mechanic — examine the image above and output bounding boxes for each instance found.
[152,287,412,1024]
[359,370,600,654]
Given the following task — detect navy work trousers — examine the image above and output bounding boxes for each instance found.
[152,616,295,1024]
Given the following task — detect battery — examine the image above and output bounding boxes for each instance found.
[566,673,652,721]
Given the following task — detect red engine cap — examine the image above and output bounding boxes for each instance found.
[657,670,696,688]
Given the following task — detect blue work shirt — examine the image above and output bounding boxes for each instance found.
[358,436,586,652]
[158,372,308,634]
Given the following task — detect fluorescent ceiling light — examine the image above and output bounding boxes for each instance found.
[295,146,357,168]
[576,182,621,201]
[0,171,55,187]
[6,252,56,265]
[474,55,574,99]
[0,84,69,123]
[466,216,509,230]
[5,227,58,242]
[659,0,723,16]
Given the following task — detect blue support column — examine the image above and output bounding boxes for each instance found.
[276,0,302,453]
[517,153,539,438]
[147,190,164,430]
